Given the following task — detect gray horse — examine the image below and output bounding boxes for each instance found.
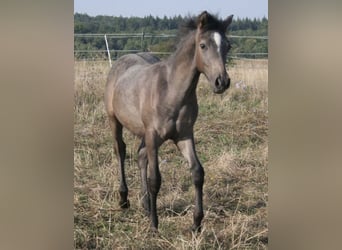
[104,11,233,232]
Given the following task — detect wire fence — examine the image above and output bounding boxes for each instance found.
[74,33,268,66]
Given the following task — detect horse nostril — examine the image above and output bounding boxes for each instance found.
[215,77,221,88]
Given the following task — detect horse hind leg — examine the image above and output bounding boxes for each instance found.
[109,115,129,208]
[138,139,150,215]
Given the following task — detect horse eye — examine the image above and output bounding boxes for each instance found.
[199,43,206,49]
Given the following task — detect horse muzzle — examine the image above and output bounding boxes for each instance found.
[213,75,230,94]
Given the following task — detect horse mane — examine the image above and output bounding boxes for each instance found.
[178,12,227,36]
[169,12,227,61]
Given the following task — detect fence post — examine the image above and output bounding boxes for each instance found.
[104,34,112,67]
[141,29,144,51]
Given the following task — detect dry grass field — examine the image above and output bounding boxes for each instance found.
[74,58,268,249]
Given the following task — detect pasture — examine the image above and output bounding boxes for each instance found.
[74,59,268,249]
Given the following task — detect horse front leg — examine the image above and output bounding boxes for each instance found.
[138,139,150,216]
[176,136,204,233]
[145,131,162,231]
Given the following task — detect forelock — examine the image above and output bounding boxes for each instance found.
[179,12,226,36]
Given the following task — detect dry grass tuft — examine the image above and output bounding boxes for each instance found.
[74,59,268,249]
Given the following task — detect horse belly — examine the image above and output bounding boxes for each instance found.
[122,117,145,137]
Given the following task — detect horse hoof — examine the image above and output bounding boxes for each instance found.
[191,224,202,234]
[119,199,130,209]
[149,227,159,236]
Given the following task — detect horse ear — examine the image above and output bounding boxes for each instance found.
[223,15,234,30]
[197,11,209,29]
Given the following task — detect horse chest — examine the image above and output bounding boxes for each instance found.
[155,106,197,140]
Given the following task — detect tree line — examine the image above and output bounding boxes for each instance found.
[74,13,268,59]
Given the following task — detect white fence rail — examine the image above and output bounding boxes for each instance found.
[74,33,268,66]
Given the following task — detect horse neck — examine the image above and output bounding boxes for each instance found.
[166,32,200,102]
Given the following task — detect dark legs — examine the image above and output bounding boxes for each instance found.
[138,140,150,215]
[109,117,161,230]
[108,117,203,232]
[145,131,162,231]
[140,133,203,232]
[109,116,129,208]
[176,136,204,232]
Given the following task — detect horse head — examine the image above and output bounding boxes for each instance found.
[195,11,233,94]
